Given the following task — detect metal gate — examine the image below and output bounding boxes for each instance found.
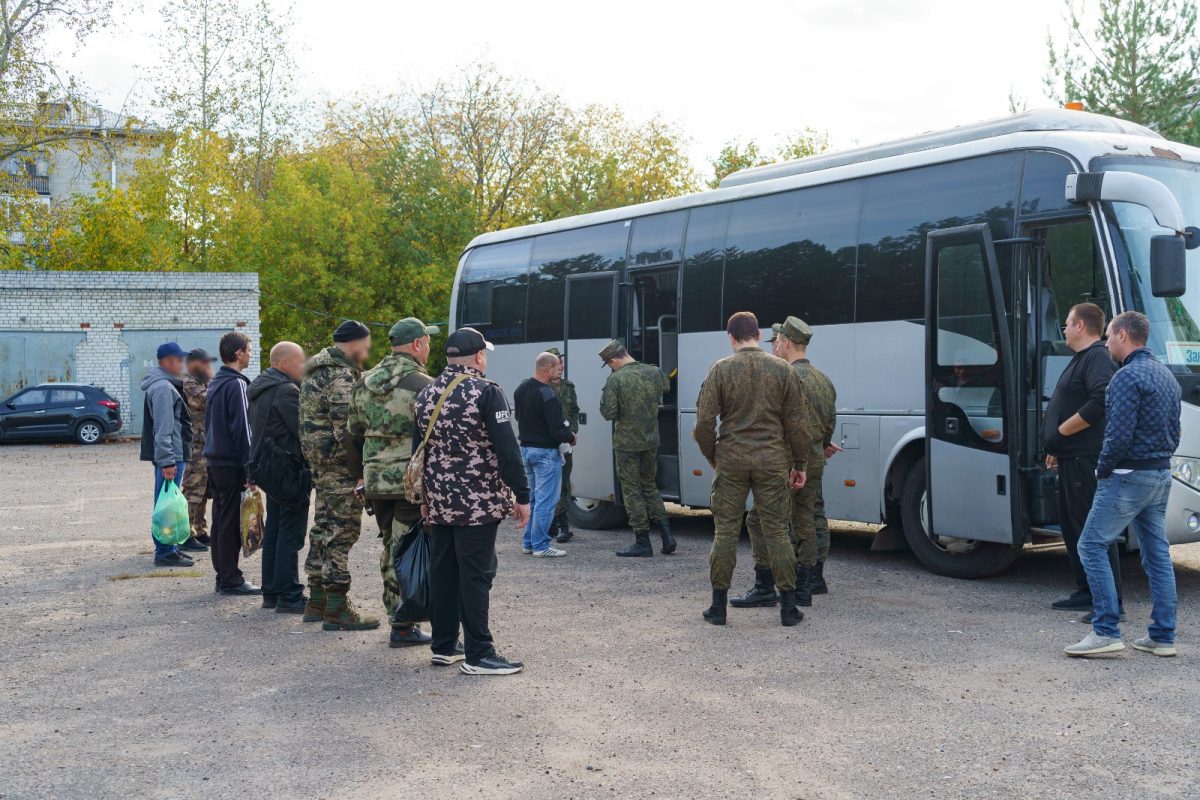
[123,329,229,435]
[0,331,85,399]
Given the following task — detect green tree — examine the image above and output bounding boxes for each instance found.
[709,130,830,188]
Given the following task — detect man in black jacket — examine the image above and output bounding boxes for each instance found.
[1043,302,1122,615]
[514,352,576,557]
[204,331,260,595]
[248,341,309,612]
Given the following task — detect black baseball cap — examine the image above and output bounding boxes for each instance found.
[444,327,494,357]
[186,348,218,363]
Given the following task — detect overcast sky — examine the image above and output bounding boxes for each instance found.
[60,0,1070,170]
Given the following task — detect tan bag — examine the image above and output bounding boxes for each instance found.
[404,374,469,503]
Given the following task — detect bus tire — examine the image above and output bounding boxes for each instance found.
[899,458,1020,579]
[567,498,628,530]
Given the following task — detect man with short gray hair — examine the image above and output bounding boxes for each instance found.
[514,352,575,557]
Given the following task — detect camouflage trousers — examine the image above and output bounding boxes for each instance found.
[709,467,796,591]
[615,449,667,533]
[181,454,209,538]
[552,451,573,528]
[746,463,824,568]
[370,498,422,619]
[814,478,831,562]
[304,480,363,591]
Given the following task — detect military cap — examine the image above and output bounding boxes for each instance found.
[546,347,564,357]
[333,319,371,343]
[186,347,218,363]
[598,339,625,364]
[389,317,439,345]
[445,326,494,357]
[771,316,813,345]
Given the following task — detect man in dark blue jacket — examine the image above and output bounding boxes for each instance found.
[204,331,260,595]
[1066,312,1182,658]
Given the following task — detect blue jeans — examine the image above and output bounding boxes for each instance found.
[152,462,186,558]
[521,447,563,553]
[1078,469,1176,642]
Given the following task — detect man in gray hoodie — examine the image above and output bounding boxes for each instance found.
[139,342,194,567]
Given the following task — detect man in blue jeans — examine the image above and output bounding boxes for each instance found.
[514,353,576,558]
[139,342,195,567]
[1066,312,1182,658]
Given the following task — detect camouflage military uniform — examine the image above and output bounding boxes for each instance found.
[345,352,432,618]
[299,346,364,593]
[552,376,580,531]
[180,374,210,539]
[600,361,669,534]
[694,346,811,592]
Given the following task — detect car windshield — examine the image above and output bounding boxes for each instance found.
[1099,156,1200,374]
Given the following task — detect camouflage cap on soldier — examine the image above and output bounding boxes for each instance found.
[389,317,439,345]
[598,339,625,364]
[771,316,813,345]
[547,347,563,357]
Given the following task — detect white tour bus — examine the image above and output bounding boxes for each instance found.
[449,109,1200,578]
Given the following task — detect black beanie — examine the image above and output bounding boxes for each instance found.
[332,320,371,342]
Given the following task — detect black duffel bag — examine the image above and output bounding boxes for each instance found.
[392,521,431,624]
[247,437,312,508]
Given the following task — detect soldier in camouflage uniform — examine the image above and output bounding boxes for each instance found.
[345,317,438,648]
[547,347,579,543]
[299,320,376,631]
[694,312,812,627]
[599,339,676,558]
[736,317,838,609]
[180,348,217,549]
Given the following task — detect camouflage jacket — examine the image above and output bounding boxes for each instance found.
[300,346,361,482]
[694,346,812,473]
[600,361,668,452]
[792,359,837,470]
[181,374,209,464]
[415,364,530,527]
[345,352,433,499]
[554,378,580,434]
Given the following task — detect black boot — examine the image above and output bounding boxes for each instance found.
[794,564,813,607]
[656,518,677,555]
[779,590,804,626]
[555,518,573,544]
[811,560,828,595]
[730,565,778,608]
[703,589,727,625]
[615,531,653,557]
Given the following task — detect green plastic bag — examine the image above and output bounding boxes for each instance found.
[151,480,190,546]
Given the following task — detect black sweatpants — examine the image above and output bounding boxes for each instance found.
[262,494,309,604]
[208,465,246,590]
[429,522,499,663]
[1058,454,1123,603]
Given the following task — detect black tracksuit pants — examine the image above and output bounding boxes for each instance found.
[1058,454,1123,603]
[429,522,498,663]
[208,465,247,590]
[262,494,309,604]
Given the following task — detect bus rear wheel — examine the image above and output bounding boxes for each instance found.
[567,498,628,530]
[899,458,1020,579]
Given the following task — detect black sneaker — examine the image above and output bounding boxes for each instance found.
[219,581,263,596]
[179,537,208,553]
[389,624,433,647]
[275,598,307,614]
[1051,591,1093,610]
[153,552,194,567]
[431,641,466,665]
[262,596,278,610]
[460,653,524,675]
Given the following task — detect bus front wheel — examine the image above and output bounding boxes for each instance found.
[567,498,628,530]
[899,458,1020,579]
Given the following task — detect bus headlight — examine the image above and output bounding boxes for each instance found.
[1170,456,1200,491]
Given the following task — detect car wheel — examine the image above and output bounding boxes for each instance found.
[74,420,104,445]
[567,497,628,530]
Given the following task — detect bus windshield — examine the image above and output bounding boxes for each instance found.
[1099,156,1200,373]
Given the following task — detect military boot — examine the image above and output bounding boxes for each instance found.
[655,518,677,555]
[322,589,381,631]
[730,565,778,608]
[779,590,804,627]
[703,589,728,625]
[794,564,813,607]
[302,583,326,623]
[811,560,829,595]
[615,531,653,557]
[555,518,573,544]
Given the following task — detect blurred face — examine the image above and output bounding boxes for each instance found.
[475,349,489,374]
[342,336,372,366]
[276,349,307,380]
[770,336,784,357]
[186,359,212,381]
[160,355,184,376]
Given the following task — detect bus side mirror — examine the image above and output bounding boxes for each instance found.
[1150,234,1187,297]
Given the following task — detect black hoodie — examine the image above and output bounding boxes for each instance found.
[203,365,253,468]
[248,367,303,462]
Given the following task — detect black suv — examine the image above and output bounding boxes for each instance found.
[0,383,122,445]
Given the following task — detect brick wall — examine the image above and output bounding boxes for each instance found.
[0,271,260,431]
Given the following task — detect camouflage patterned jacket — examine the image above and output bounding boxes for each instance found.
[792,359,837,470]
[554,378,580,434]
[300,346,361,482]
[415,364,530,527]
[694,346,812,473]
[600,361,668,452]
[182,374,209,465]
[345,352,432,499]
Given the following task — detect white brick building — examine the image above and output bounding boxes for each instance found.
[0,271,260,434]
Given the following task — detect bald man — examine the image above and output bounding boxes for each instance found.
[248,341,311,612]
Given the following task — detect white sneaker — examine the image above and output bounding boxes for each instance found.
[521,547,533,555]
[1065,631,1125,657]
[1131,636,1177,657]
[532,547,566,558]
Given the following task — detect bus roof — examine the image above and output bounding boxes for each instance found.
[462,109,1166,254]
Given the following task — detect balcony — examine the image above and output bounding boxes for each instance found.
[28,175,48,195]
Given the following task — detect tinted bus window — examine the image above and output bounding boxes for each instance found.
[460,282,492,325]
[856,153,1021,323]
[681,204,729,333]
[460,239,533,344]
[630,211,686,267]
[527,221,629,342]
[1020,151,1078,216]
[723,182,860,327]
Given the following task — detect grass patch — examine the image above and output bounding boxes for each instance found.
[109,570,206,581]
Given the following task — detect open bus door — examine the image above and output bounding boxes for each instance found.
[920,224,1023,576]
